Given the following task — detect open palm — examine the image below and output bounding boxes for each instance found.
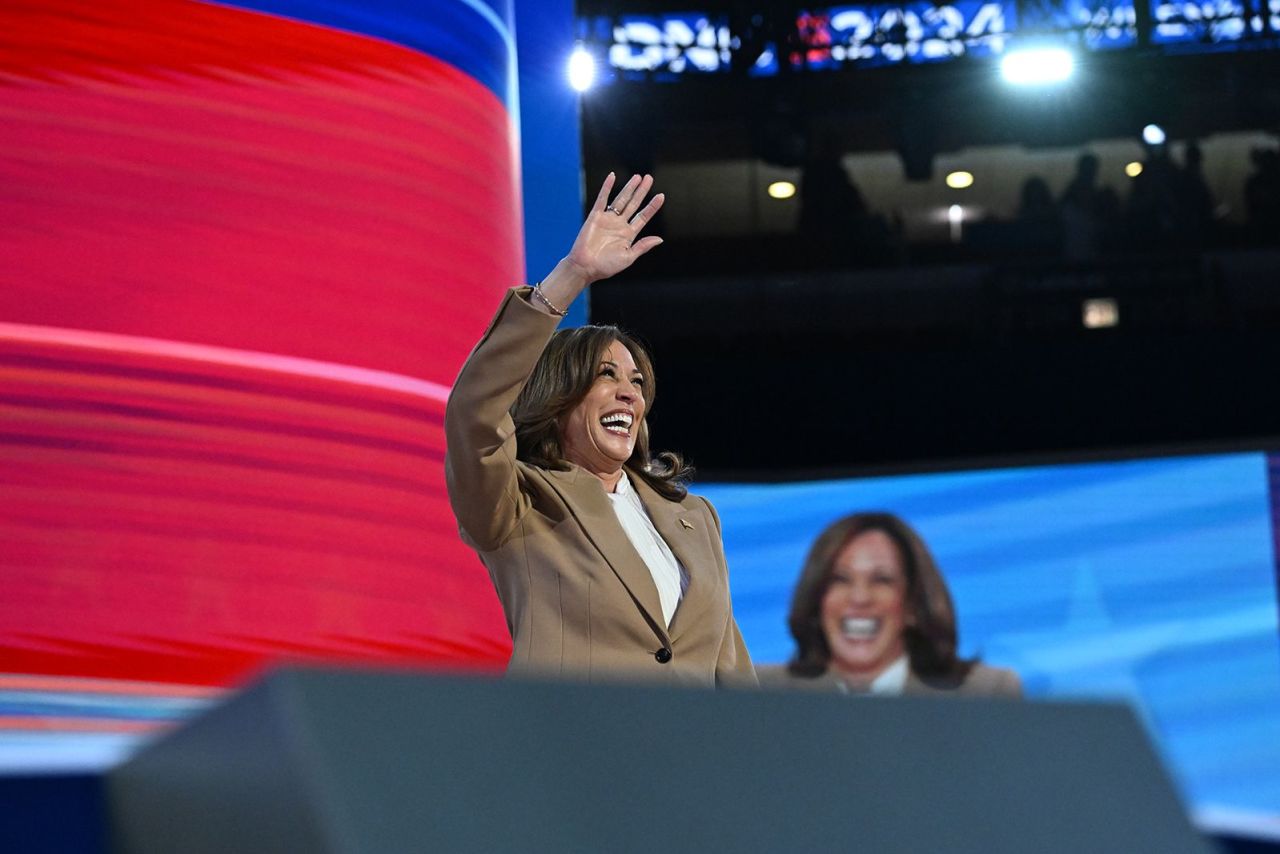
[564,173,665,284]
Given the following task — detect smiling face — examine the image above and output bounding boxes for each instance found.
[558,339,646,484]
[819,529,912,683]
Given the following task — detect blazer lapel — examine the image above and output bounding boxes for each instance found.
[543,466,669,642]
[630,475,718,644]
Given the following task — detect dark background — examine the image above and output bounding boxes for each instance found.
[578,0,1280,476]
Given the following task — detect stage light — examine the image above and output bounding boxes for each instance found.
[999,47,1074,85]
[1142,124,1166,145]
[568,45,595,92]
[946,171,974,189]
[949,204,963,243]
[1125,161,1143,177]
[767,181,796,199]
[1082,298,1119,329]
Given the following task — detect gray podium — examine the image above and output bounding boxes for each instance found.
[107,668,1212,854]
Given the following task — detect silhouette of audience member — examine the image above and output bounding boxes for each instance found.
[1179,142,1214,232]
[1011,175,1060,255]
[799,135,883,266]
[1018,175,1056,222]
[1060,152,1115,261]
[1244,146,1280,245]
[1127,143,1183,248]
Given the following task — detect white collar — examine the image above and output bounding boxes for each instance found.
[834,654,910,696]
[870,654,910,695]
[608,470,632,497]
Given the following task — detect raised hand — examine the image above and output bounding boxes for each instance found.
[566,173,665,283]
[535,174,665,314]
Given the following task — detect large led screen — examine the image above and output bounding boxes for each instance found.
[1,0,521,689]
[702,449,1280,827]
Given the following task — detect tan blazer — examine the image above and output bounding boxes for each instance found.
[757,663,1022,698]
[444,288,757,688]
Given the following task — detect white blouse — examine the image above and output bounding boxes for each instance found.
[607,473,686,627]
[834,655,910,695]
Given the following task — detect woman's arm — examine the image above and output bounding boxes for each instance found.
[444,289,560,550]
[443,174,666,550]
[533,173,665,317]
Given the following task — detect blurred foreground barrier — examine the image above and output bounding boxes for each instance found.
[107,668,1211,854]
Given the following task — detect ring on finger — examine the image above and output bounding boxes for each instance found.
[605,204,625,216]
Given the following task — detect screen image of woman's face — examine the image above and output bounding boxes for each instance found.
[819,529,910,682]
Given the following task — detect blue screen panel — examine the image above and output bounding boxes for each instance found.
[701,450,1280,820]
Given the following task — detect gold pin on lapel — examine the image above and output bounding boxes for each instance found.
[680,519,694,530]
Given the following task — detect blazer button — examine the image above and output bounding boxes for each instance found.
[654,648,673,664]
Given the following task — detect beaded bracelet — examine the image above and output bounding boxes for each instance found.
[531,282,568,317]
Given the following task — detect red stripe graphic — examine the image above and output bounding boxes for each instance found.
[0,0,522,382]
[0,0,522,687]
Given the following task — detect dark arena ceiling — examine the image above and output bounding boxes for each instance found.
[573,1,1280,477]
[576,1,1280,164]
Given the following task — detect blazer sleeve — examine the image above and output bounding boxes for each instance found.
[444,287,561,551]
[715,616,758,689]
[701,496,759,689]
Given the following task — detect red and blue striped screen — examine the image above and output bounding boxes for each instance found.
[1,0,524,707]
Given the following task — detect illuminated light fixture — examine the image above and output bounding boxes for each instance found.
[1142,124,1166,146]
[946,171,974,189]
[1125,161,1143,178]
[948,204,964,243]
[568,45,595,92]
[1082,297,1119,329]
[999,47,1074,85]
[767,181,796,199]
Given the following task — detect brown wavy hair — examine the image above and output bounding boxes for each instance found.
[511,323,691,501]
[786,512,975,682]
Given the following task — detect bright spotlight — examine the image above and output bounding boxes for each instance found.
[999,47,1074,85]
[945,171,974,189]
[1142,124,1166,146]
[568,45,595,92]
[1125,161,1143,178]
[767,181,796,200]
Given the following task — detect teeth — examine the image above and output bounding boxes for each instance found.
[600,412,633,434]
[840,617,879,639]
